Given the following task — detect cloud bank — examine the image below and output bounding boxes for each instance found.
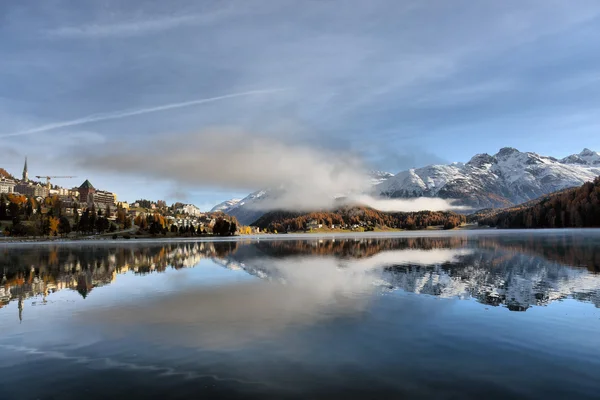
[75,129,463,212]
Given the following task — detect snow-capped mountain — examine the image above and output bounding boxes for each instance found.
[215,171,394,225]
[210,199,241,213]
[212,148,600,223]
[214,189,273,225]
[376,148,600,209]
[369,170,394,185]
[560,148,600,166]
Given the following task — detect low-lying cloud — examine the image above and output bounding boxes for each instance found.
[75,129,462,212]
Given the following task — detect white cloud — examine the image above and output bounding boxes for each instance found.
[74,129,464,212]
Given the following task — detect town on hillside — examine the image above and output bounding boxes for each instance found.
[0,158,250,238]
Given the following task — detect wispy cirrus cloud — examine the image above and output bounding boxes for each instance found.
[46,8,234,38]
[0,89,286,138]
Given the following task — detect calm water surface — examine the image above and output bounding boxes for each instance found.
[1,231,600,399]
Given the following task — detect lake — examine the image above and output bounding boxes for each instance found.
[1,230,600,399]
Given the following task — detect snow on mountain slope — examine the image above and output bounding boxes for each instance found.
[369,170,394,185]
[210,199,241,213]
[377,147,600,208]
[215,189,274,225]
[560,148,600,166]
[216,172,394,225]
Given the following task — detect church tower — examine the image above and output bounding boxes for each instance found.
[22,157,29,182]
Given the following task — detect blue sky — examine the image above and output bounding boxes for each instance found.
[1,0,600,209]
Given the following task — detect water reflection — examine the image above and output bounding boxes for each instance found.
[0,233,599,320]
[1,233,600,399]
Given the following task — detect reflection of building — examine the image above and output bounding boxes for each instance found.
[0,242,236,320]
[0,178,16,194]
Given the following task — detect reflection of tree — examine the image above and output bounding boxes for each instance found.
[1,235,599,316]
[251,237,469,259]
[476,235,600,273]
[0,241,240,312]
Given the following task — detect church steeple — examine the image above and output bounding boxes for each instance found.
[22,156,29,182]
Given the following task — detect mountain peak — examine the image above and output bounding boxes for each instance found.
[580,148,597,156]
[467,153,494,167]
[496,147,520,157]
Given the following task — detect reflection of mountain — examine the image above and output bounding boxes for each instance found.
[220,245,600,312]
[2,233,600,316]
[383,250,600,311]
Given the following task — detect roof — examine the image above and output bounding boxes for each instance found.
[79,179,95,190]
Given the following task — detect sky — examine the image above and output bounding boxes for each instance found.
[1,0,600,209]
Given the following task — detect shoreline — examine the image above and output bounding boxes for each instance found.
[2,228,600,246]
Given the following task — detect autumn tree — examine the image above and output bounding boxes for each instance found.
[48,216,60,236]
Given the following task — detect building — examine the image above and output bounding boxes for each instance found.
[91,190,116,206]
[49,187,78,197]
[78,180,95,203]
[176,204,203,217]
[22,157,29,182]
[78,180,116,206]
[15,182,48,197]
[0,178,16,194]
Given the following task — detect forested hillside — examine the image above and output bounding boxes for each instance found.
[475,177,600,228]
[252,206,466,233]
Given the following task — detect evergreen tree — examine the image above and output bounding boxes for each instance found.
[0,196,7,220]
[25,200,33,218]
[90,205,97,232]
[58,216,71,236]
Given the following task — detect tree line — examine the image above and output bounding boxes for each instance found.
[252,206,466,233]
[474,177,600,228]
[134,213,238,237]
[1,193,131,237]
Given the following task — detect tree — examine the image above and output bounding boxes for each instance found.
[105,204,112,218]
[170,224,178,233]
[109,223,117,232]
[78,210,90,233]
[229,221,237,236]
[90,205,97,232]
[73,204,80,228]
[96,216,109,232]
[48,216,60,236]
[8,201,20,220]
[149,221,161,235]
[58,216,71,236]
[25,199,33,218]
[116,207,126,226]
[0,196,7,220]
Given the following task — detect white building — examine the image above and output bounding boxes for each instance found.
[0,178,16,194]
[176,204,203,217]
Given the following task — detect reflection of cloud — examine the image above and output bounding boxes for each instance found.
[81,258,374,349]
[342,249,473,270]
[80,248,469,348]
